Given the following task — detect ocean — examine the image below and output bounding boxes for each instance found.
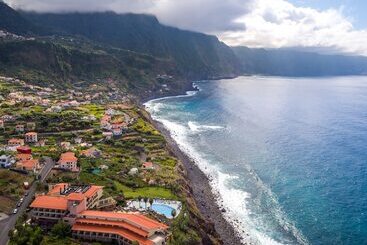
[145,76,367,245]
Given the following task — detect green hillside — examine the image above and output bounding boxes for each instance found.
[23,12,241,79]
[0,37,189,98]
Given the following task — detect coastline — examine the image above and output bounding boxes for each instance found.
[143,107,245,245]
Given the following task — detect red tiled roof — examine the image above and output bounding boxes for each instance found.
[48,183,68,195]
[16,153,32,161]
[83,185,103,198]
[58,152,78,163]
[67,192,85,201]
[17,145,31,151]
[47,184,102,200]
[30,195,68,210]
[17,159,39,170]
[72,224,153,245]
[8,138,24,144]
[25,132,37,136]
[75,218,149,237]
[142,162,153,168]
[78,210,168,231]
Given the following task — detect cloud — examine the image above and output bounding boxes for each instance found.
[4,0,367,55]
[4,0,252,33]
[218,0,367,56]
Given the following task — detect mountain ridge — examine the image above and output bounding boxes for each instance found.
[0,1,367,99]
[232,46,367,76]
[22,11,241,80]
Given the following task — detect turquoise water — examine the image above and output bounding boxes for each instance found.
[146,76,367,245]
[151,204,175,218]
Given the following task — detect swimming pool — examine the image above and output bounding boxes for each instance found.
[151,204,175,218]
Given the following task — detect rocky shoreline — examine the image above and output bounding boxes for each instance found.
[143,110,244,245]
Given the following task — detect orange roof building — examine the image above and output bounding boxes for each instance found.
[16,145,32,154]
[30,184,168,244]
[72,210,168,245]
[57,152,79,172]
[8,138,24,147]
[142,162,155,170]
[30,183,104,224]
[25,132,38,143]
[16,153,32,161]
[16,159,39,173]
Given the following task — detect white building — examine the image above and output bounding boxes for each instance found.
[0,155,13,168]
[25,132,38,143]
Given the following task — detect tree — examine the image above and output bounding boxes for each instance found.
[137,195,142,208]
[143,197,148,209]
[149,198,154,209]
[51,220,71,238]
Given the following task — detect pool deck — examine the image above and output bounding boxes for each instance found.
[126,199,182,218]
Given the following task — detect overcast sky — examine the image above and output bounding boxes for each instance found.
[4,0,367,55]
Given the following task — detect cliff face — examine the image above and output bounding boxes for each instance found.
[233,46,367,76]
[0,2,39,35]
[0,38,191,99]
[23,12,241,80]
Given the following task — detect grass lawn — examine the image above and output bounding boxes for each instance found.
[114,181,176,200]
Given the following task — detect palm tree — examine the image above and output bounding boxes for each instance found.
[138,195,142,208]
[143,197,148,209]
[149,198,154,209]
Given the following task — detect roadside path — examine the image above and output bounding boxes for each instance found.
[0,157,55,245]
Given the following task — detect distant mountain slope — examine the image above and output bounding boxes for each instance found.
[0,2,38,35]
[23,12,241,79]
[232,46,367,76]
[0,37,189,98]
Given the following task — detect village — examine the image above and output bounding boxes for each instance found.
[0,76,200,245]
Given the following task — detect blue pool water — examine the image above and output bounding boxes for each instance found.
[151,204,175,218]
[146,76,367,244]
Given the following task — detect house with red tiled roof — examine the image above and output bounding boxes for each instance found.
[142,162,155,170]
[16,153,32,161]
[8,138,24,147]
[16,145,32,154]
[25,132,38,143]
[57,152,79,172]
[100,115,111,129]
[16,159,40,173]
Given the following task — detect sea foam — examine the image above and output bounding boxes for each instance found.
[150,116,282,245]
[145,84,308,245]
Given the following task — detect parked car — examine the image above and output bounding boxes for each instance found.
[13,209,18,214]
[16,202,21,207]
[24,192,29,196]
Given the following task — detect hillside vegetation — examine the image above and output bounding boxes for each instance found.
[23,12,241,79]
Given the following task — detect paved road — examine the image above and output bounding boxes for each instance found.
[0,157,55,245]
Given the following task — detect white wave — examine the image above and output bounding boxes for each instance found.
[154,117,282,245]
[146,98,308,245]
[188,121,224,133]
[143,87,199,108]
[144,101,165,114]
